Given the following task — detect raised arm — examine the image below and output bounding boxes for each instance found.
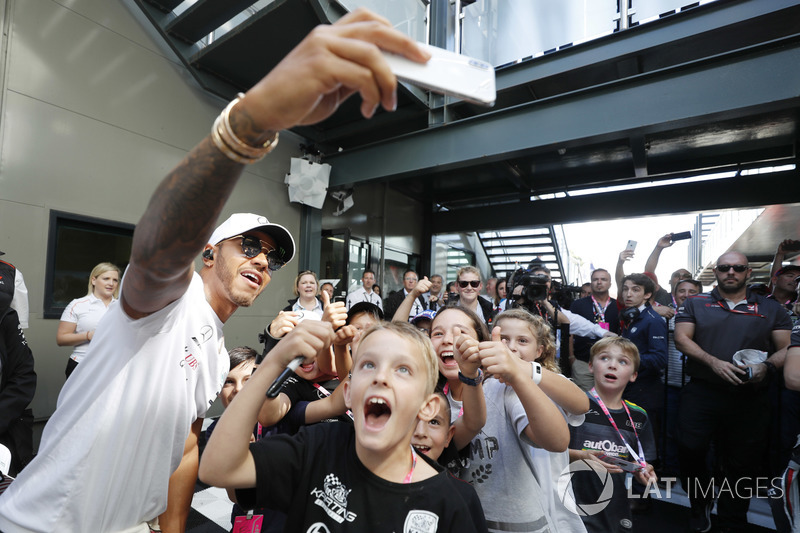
[769,239,800,285]
[200,320,334,488]
[122,9,429,320]
[538,369,589,416]
[479,327,569,452]
[391,276,431,322]
[644,234,673,274]
[317,290,348,376]
[615,249,633,300]
[451,328,487,450]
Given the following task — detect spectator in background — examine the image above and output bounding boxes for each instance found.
[579,283,591,299]
[570,268,620,391]
[372,284,381,297]
[766,241,800,530]
[0,307,35,477]
[290,271,324,317]
[769,239,800,293]
[619,272,668,491]
[456,266,495,329]
[770,265,800,318]
[442,281,456,304]
[383,269,426,321]
[494,277,507,313]
[0,252,28,329]
[675,251,791,532]
[662,278,702,477]
[617,240,686,321]
[56,262,121,378]
[319,282,335,301]
[427,274,444,311]
[345,269,382,310]
[261,272,346,370]
[644,233,692,300]
[482,276,497,304]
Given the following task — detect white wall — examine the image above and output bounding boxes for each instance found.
[0,0,305,419]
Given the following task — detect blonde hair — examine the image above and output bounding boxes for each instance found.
[293,270,319,297]
[356,321,438,397]
[456,265,482,283]
[88,262,121,298]
[589,336,641,372]
[495,308,558,373]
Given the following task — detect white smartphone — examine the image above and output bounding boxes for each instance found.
[626,240,637,252]
[382,43,496,106]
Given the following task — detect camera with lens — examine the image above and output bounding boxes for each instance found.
[507,267,582,313]
[506,269,550,314]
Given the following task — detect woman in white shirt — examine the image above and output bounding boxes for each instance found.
[291,270,324,318]
[57,262,120,378]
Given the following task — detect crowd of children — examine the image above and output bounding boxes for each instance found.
[198,295,658,533]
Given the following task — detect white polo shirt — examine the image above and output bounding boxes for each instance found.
[0,272,228,532]
[60,293,116,363]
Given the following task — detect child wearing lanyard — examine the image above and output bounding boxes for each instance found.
[568,337,657,533]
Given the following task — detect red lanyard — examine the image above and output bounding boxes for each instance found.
[312,382,354,420]
[442,383,464,419]
[403,446,417,484]
[716,300,765,318]
[591,295,610,322]
[589,388,646,467]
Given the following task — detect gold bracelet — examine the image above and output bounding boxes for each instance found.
[210,93,279,164]
[211,124,258,165]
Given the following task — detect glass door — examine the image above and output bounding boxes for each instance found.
[320,229,349,301]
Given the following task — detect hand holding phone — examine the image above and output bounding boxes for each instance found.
[626,240,637,252]
[670,231,692,242]
[382,43,496,106]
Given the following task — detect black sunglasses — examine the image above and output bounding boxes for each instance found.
[229,235,286,272]
[458,280,480,288]
[716,264,747,273]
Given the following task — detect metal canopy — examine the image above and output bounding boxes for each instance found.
[130,0,800,279]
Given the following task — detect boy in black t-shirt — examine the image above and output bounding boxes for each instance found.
[200,319,488,532]
[568,337,657,533]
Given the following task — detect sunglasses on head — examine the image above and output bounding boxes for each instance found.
[458,280,480,288]
[716,264,747,273]
[228,235,286,272]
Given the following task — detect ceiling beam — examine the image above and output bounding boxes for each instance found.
[431,167,799,233]
[327,38,800,187]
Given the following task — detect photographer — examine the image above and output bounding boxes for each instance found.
[507,265,573,371]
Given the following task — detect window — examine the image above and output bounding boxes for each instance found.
[44,211,134,319]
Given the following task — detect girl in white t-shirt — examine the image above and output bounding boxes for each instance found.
[56,262,120,378]
[432,305,569,532]
[494,308,590,532]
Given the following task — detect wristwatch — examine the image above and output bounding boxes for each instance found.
[763,360,777,375]
[531,361,543,384]
[459,369,484,386]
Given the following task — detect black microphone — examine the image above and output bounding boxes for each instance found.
[266,356,304,398]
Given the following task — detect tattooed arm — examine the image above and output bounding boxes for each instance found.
[121,9,429,319]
